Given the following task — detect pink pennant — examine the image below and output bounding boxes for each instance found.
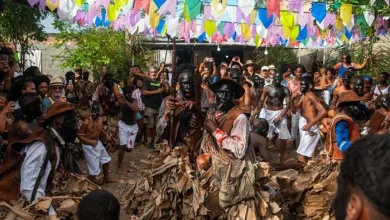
[130,10,141,26]
[190,20,197,34]
[298,12,310,27]
[158,0,177,17]
[134,0,150,12]
[224,22,235,38]
[27,0,39,7]
[112,19,121,31]
[323,13,336,28]
[289,0,302,13]
[87,2,100,26]
[252,24,257,38]
[203,5,211,20]
[96,0,110,11]
[237,7,246,22]
[38,0,46,11]
[73,10,86,25]
[267,0,280,18]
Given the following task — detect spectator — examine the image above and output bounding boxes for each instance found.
[65,71,79,104]
[132,77,145,146]
[212,64,228,83]
[77,190,120,220]
[34,75,50,100]
[22,66,41,78]
[142,67,164,149]
[42,77,65,113]
[243,60,256,79]
[280,63,292,87]
[131,64,148,78]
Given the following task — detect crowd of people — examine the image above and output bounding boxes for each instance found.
[0,42,390,219]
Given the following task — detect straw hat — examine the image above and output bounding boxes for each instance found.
[268,65,276,70]
[337,91,361,107]
[244,60,255,67]
[50,77,64,87]
[42,102,74,124]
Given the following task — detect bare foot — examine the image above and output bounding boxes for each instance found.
[116,167,123,175]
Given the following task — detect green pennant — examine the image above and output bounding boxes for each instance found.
[218,21,225,35]
[185,0,201,21]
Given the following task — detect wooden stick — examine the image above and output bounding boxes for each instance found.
[194,54,201,110]
[169,39,177,147]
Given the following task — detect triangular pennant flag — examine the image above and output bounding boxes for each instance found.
[46,0,59,11]
[280,10,295,29]
[255,34,261,47]
[198,32,206,42]
[75,0,85,7]
[218,21,225,35]
[282,25,291,38]
[149,1,160,29]
[311,2,326,23]
[224,22,235,38]
[238,0,255,17]
[158,0,177,16]
[289,0,302,13]
[256,23,268,38]
[108,4,120,22]
[211,0,228,15]
[335,16,344,31]
[364,10,375,26]
[290,25,299,41]
[232,31,237,41]
[258,8,274,29]
[154,0,165,8]
[345,16,354,31]
[156,19,166,33]
[340,4,353,26]
[297,25,307,42]
[166,16,179,36]
[241,23,252,41]
[95,10,110,27]
[186,0,201,20]
[267,0,280,18]
[183,2,190,22]
[204,20,217,37]
[134,0,150,12]
[225,5,237,21]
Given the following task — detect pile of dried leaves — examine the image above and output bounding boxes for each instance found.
[122,144,283,219]
[274,158,339,220]
[0,173,100,219]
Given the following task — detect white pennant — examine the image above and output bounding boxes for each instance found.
[58,0,78,22]
[256,23,268,39]
[345,16,355,31]
[121,0,134,15]
[166,16,179,37]
[238,0,255,17]
[364,10,375,26]
[225,5,237,22]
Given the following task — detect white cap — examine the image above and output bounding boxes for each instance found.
[261,66,269,71]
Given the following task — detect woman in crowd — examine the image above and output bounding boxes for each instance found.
[333,54,369,77]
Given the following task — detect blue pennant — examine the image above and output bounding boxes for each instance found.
[95,10,110,27]
[232,31,237,41]
[311,2,326,23]
[198,32,206,42]
[156,19,166,34]
[297,25,307,42]
[344,26,353,39]
[258,8,274,29]
[280,37,288,46]
[154,0,166,9]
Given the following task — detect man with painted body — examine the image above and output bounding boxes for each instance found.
[259,72,291,162]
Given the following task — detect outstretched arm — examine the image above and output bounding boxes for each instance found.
[333,62,342,70]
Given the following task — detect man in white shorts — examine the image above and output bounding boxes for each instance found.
[117,97,139,174]
[78,101,114,184]
[259,72,291,162]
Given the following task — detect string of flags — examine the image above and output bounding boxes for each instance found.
[28,0,390,48]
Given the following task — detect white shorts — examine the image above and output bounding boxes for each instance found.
[259,108,291,140]
[291,112,300,140]
[297,116,320,158]
[82,141,111,176]
[118,120,139,149]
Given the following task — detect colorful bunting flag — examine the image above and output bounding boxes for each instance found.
[311,2,326,23]
[340,4,353,26]
[158,0,177,16]
[289,0,302,13]
[267,0,280,18]
[186,0,201,21]
[134,0,150,13]
[258,8,274,29]
[204,20,217,37]
[238,0,254,17]
[241,23,252,40]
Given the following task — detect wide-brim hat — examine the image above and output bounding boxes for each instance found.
[244,60,256,67]
[42,102,74,124]
[337,91,361,107]
[209,76,245,99]
[50,77,64,87]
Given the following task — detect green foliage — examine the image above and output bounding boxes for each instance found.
[253,45,298,68]
[53,20,155,81]
[0,0,48,71]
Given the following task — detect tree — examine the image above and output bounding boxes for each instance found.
[0,0,48,71]
[53,20,155,81]
[253,45,298,69]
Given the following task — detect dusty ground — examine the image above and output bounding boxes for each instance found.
[76,139,304,219]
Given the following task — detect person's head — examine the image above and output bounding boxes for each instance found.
[300,73,314,94]
[149,67,158,80]
[0,91,8,108]
[326,67,337,80]
[102,74,114,89]
[319,67,326,75]
[342,54,352,64]
[337,92,365,121]
[252,118,269,138]
[252,74,265,88]
[177,63,195,100]
[380,95,390,110]
[333,134,390,220]
[273,72,283,86]
[160,70,169,83]
[160,62,165,68]
[44,102,77,143]
[268,65,276,74]
[21,77,36,94]
[246,64,254,72]
[23,66,41,78]
[19,92,42,123]
[219,65,228,78]
[133,65,141,74]
[82,70,90,81]
[132,77,143,89]
[245,60,255,73]
[49,77,65,100]
[77,190,120,220]
[279,63,291,77]
[342,71,354,88]
[91,100,100,120]
[379,72,389,85]
[261,66,269,76]
[354,76,364,97]
[75,66,82,77]
[210,77,245,112]
[65,71,75,83]
[294,64,306,80]
[363,75,373,87]
[229,68,243,85]
[347,67,355,74]
[34,75,50,98]
[102,66,109,74]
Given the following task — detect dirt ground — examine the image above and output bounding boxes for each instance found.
[76,139,304,220]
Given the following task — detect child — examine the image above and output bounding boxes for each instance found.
[78,101,114,184]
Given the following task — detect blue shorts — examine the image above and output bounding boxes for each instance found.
[136,112,143,120]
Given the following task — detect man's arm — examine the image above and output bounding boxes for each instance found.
[303,94,327,130]
[259,86,268,111]
[250,94,260,124]
[133,72,149,78]
[212,114,250,159]
[277,88,291,118]
[331,89,339,110]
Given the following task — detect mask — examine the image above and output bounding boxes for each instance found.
[273,73,282,86]
[179,72,194,99]
[345,105,365,121]
[253,76,264,88]
[57,112,78,143]
[354,80,364,96]
[91,103,100,119]
[230,73,242,85]
[342,77,351,87]
[216,84,235,112]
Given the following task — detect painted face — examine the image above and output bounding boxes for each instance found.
[23,95,43,122]
[230,72,243,85]
[103,75,114,89]
[379,74,388,85]
[354,79,364,96]
[149,68,158,80]
[216,84,235,112]
[381,96,390,109]
[91,103,100,120]
[300,80,310,94]
[342,75,351,87]
[253,75,265,88]
[37,82,48,97]
[273,73,282,86]
[82,72,89,80]
[179,72,194,100]
[58,112,78,143]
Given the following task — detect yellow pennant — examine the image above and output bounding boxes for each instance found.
[280,10,295,29]
[204,20,217,36]
[290,25,299,41]
[340,4,353,26]
[255,34,261,47]
[282,25,290,38]
[149,1,160,29]
[250,9,257,25]
[46,0,59,11]
[211,0,228,15]
[108,4,120,22]
[335,16,344,31]
[241,23,252,41]
[114,0,128,9]
[320,29,330,39]
[183,2,191,22]
[75,0,85,7]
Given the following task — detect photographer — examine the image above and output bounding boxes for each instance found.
[199,56,217,78]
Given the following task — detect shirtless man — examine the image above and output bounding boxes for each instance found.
[375,95,390,134]
[117,95,139,174]
[251,74,265,107]
[295,74,327,164]
[331,71,354,110]
[230,68,259,124]
[78,101,114,184]
[259,72,291,162]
